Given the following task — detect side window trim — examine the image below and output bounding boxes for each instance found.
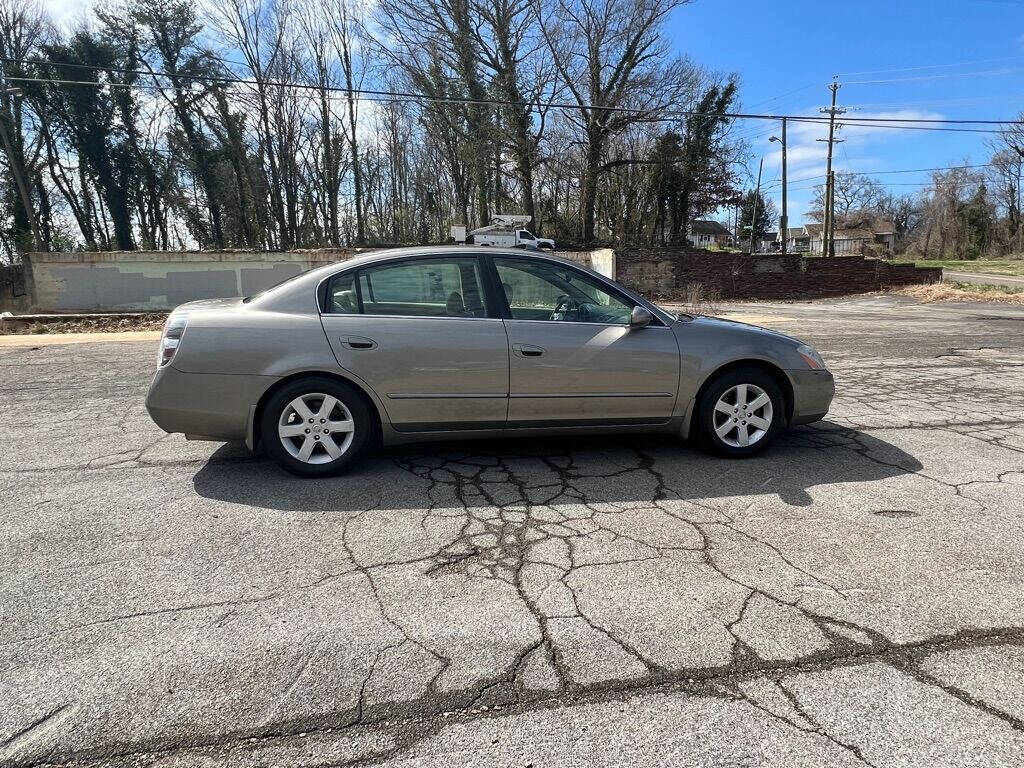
[479,252,511,320]
[322,270,359,315]
[352,268,366,313]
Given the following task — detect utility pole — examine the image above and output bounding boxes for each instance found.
[748,157,763,256]
[817,80,845,256]
[770,118,788,255]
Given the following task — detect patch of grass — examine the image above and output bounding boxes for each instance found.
[667,282,723,315]
[895,281,1024,304]
[893,259,1024,277]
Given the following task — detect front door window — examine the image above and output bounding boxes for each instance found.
[494,257,634,324]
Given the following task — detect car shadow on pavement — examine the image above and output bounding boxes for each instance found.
[191,421,923,513]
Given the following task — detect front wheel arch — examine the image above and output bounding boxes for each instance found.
[688,359,794,433]
[252,371,383,452]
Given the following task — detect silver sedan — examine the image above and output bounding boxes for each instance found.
[146,247,834,476]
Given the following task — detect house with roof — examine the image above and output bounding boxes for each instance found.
[687,219,732,249]
[780,216,895,255]
[757,231,779,253]
[779,227,812,252]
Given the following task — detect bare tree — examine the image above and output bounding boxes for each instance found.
[538,0,693,242]
[0,0,50,255]
[810,172,886,221]
[319,0,367,244]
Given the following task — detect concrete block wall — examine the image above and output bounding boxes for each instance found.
[22,247,614,313]
[558,248,615,280]
[22,250,359,312]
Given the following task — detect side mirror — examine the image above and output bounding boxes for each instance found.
[629,306,653,329]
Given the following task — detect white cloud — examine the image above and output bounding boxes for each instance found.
[40,0,93,29]
[749,108,945,222]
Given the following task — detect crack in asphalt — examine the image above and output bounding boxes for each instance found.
[3,343,1024,766]
[14,628,1024,768]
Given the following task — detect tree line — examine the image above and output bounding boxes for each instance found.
[0,0,746,260]
[808,126,1024,260]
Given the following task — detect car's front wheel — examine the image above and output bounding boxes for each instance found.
[261,377,371,477]
[696,368,784,457]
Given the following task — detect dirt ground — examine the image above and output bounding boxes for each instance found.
[0,314,168,335]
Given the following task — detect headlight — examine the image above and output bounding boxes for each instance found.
[797,344,827,370]
[157,313,188,368]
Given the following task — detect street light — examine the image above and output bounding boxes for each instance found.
[769,118,788,255]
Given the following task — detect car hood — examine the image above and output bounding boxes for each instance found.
[681,313,806,347]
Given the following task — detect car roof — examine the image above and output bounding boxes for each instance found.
[334,245,572,270]
[248,245,674,325]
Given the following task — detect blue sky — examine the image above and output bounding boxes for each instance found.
[42,0,1024,227]
[672,0,1024,224]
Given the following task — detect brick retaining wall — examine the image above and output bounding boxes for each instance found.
[614,248,941,300]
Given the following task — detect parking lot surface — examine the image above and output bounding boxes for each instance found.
[3,294,1024,767]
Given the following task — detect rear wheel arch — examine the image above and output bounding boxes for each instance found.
[252,370,384,451]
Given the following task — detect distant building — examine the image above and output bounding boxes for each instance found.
[688,219,732,249]
[757,231,779,253]
[779,227,811,252]
[781,216,895,255]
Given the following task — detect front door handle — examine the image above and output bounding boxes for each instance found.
[341,336,377,350]
[513,343,544,358]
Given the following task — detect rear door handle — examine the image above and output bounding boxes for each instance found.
[512,343,544,358]
[341,336,377,350]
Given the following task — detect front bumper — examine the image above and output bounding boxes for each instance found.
[787,369,835,425]
[146,364,276,442]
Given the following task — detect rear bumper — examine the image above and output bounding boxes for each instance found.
[146,365,277,442]
[787,369,835,425]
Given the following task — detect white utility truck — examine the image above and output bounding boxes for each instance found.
[451,214,555,251]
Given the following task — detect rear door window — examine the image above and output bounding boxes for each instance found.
[336,258,489,318]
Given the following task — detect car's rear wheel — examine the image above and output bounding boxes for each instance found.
[696,367,784,458]
[261,377,371,477]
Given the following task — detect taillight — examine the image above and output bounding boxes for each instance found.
[158,314,188,368]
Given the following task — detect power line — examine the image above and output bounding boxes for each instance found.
[864,162,996,175]
[847,95,1024,110]
[747,81,820,109]
[838,54,1024,77]
[761,163,998,190]
[843,67,1021,86]
[789,117,1011,134]
[5,56,1024,127]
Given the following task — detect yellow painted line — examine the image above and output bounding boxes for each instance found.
[0,331,161,346]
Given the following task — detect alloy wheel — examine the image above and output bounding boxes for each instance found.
[277,393,355,464]
[712,383,773,448]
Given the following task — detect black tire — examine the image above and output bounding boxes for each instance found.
[696,367,785,458]
[261,377,372,477]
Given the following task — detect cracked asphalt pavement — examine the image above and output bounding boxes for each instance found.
[2,294,1024,767]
